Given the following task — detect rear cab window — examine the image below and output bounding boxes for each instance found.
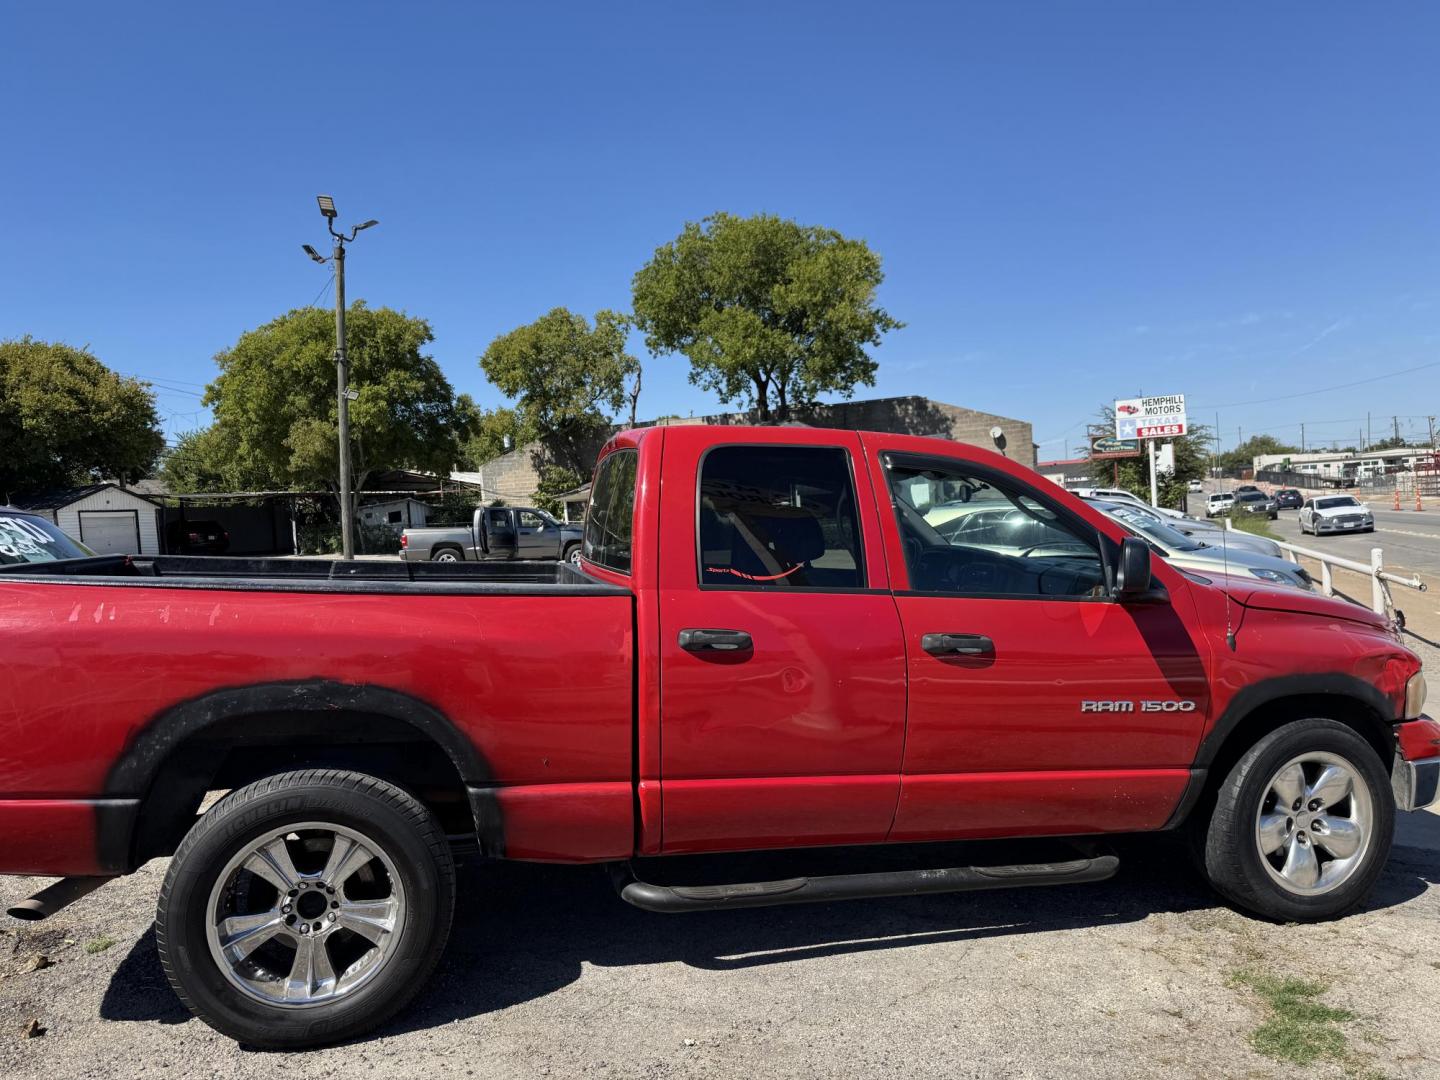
[585,449,638,573]
[698,445,865,589]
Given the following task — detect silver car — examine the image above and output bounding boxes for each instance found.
[1079,496,1284,559]
[1091,501,1312,590]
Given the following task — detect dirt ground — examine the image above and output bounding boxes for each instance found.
[1,817,1436,1079]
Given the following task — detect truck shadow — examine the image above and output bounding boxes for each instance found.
[99,832,1438,1044]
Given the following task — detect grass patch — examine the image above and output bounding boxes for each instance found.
[84,936,116,955]
[1226,514,1281,541]
[1228,968,1353,1065]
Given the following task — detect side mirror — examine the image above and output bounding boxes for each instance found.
[1115,537,1153,601]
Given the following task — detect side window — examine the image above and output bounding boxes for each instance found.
[585,449,637,573]
[518,510,544,529]
[885,457,1105,598]
[488,509,510,529]
[698,445,864,589]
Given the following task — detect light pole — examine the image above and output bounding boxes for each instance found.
[302,195,378,559]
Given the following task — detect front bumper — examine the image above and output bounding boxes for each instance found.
[1315,518,1373,532]
[1394,756,1440,811]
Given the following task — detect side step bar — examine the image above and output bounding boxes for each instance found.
[613,854,1119,914]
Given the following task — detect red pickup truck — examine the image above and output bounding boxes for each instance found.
[2,424,1437,1048]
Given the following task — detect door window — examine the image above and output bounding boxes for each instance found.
[518,510,545,529]
[698,446,865,589]
[886,457,1104,597]
[488,509,509,529]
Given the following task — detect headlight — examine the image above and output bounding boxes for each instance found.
[1249,567,1300,587]
[1405,670,1428,719]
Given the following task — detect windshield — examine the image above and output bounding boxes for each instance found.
[1103,504,1203,551]
[1316,497,1360,510]
[0,514,94,564]
[1237,492,1267,503]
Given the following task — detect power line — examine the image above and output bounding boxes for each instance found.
[1194,357,1440,410]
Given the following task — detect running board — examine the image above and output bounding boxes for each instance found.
[613,854,1119,914]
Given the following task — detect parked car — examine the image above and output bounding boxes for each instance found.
[0,508,93,564]
[1233,491,1279,520]
[1275,489,1304,510]
[1068,485,1189,520]
[1206,492,1236,517]
[1299,495,1375,536]
[1,425,1434,1050]
[1188,479,1204,493]
[400,505,584,564]
[1090,500,1310,590]
[1079,496,1284,558]
[165,518,230,555]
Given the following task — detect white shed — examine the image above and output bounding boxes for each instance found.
[12,484,164,556]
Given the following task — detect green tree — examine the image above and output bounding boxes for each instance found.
[532,463,584,516]
[456,403,531,469]
[202,304,470,529]
[631,212,902,421]
[1218,434,1299,476]
[1086,406,1212,509]
[479,307,636,471]
[0,337,164,497]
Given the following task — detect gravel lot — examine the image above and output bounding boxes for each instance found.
[4,645,1438,1079]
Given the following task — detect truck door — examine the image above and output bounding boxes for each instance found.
[484,508,517,559]
[657,430,906,853]
[516,509,552,559]
[862,440,1209,841]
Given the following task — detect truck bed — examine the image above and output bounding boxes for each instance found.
[0,554,625,595]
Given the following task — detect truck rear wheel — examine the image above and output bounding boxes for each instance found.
[156,770,455,1048]
[431,547,461,562]
[1200,719,1393,921]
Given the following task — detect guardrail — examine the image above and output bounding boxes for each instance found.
[1224,519,1427,621]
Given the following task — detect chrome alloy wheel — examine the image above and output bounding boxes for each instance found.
[1255,751,1374,896]
[205,823,407,1007]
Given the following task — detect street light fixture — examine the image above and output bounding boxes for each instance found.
[300,193,379,560]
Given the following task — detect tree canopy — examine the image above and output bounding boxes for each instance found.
[631,212,901,421]
[194,303,470,497]
[454,402,530,470]
[479,307,636,471]
[1217,434,1298,476]
[0,337,164,498]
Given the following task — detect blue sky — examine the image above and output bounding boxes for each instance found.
[4,2,1438,460]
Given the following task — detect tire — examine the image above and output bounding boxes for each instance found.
[1199,719,1393,922]
[431,547,461,563]
[156,770,455,1049]
[563,542,582,565]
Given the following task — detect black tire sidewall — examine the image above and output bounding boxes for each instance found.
[1205,720,1394,922]
[159,773,453,1048]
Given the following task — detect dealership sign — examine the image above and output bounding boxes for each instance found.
[1115,394,1187,439]
[1090,435,1141,460]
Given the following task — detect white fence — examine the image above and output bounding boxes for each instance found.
[1224,519,1426,622]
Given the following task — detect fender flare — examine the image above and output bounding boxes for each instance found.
[105,679,492,796]
[1192,671,1396,771]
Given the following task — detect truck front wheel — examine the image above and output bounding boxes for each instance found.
[1200,719,1393,921]
[156,770,455,1048]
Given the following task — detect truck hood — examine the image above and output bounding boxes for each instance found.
[1200,572,1390,631]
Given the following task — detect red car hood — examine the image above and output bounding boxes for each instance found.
[1203,573,1390,631]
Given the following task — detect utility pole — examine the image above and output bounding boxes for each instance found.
[1393,415,1401,444]
[1300,422,1305,452]
[1428,415,1436,451]
[302,195,379,560]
